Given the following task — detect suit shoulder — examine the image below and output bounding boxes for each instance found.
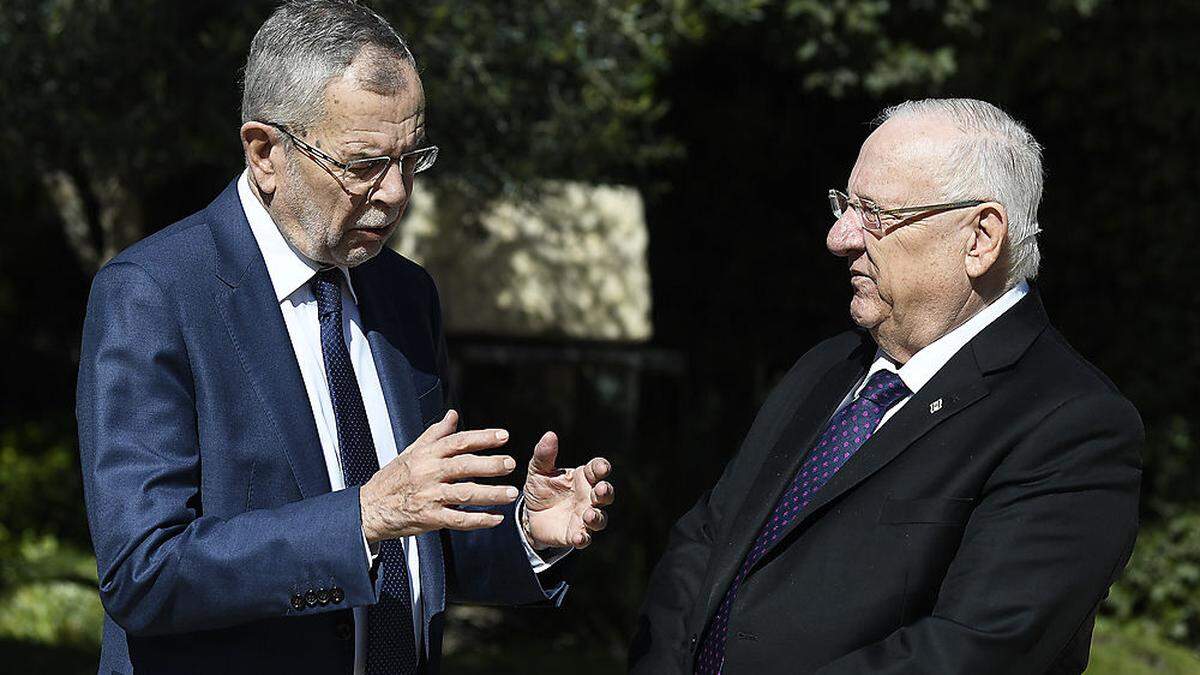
[104,209,214,289]
[1009,326,1143,440]
[1025,326,1127,398]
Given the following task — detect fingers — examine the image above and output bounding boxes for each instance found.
[433,428,510,457]
[572,530,592,549]
[528,431,559,475]
[441,482,520,507]
[414,409,459,446]
[436,508,505,531]
[591,480,614,507]
[581,456,612,485]
[443,454,517,480]
[582,507,608,532]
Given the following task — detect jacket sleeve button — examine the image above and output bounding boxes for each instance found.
[305,590,319,607]
[290,593,305,610]
[317,588,331,605]
[330,587,345,604]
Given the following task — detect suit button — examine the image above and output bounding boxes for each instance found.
[689,633,698,651]
[290,593,305,610]
[331,586,345,604]
[305,590,319,607]
[335,620,353,641]
[317,588,331,605]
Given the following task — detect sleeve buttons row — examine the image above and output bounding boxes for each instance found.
[291,586,346,611]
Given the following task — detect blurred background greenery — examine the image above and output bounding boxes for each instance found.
[1,0,1198,672]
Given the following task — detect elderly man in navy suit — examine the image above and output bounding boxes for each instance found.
[77,2,613,673]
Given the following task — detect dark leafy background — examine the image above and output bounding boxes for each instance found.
[0,1,1197,672]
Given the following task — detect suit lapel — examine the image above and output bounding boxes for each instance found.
[208,180,330,498]
[351,266,425,451]
[753,347,989,568]
[699,347,870,621]
[416,531,446,658]
[745,288,1049,571]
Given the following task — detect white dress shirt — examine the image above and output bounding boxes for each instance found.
[237,172,555,673]
[843,280,1030,428]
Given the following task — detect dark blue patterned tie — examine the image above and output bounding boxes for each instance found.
[311,269,418,675]
[695,369,911,674]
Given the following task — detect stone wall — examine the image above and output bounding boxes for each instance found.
[391,181,652,341]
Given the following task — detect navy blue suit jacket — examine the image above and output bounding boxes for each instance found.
[77,179,567,674]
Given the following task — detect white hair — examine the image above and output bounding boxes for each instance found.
[875,98,1044,285]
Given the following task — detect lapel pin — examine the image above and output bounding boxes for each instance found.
[929,398,943,414]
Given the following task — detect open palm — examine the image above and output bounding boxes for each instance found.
[522,431,613,549]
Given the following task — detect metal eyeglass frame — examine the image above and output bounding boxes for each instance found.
[263,121,439,195]
[828,189,985,233]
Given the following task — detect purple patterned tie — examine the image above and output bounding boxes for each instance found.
[695,369,911,674]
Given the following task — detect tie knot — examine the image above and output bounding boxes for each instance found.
[310,268,343,318]
[859,369,910,409]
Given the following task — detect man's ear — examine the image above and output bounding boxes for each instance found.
[965,202,1008,280]
[241,121,282,196]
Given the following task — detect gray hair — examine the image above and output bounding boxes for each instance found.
[875,98,1044,285]
[241,0,416,134]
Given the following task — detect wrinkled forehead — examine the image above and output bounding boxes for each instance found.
[319,56,426,152]
[848,115,959,204]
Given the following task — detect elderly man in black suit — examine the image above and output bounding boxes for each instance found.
[630,98,1141,674]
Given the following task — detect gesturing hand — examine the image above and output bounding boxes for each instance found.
[521,432,614,550]
[360,409,518,543]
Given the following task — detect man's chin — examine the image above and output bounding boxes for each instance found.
[338,240,387,268]
[848,295,885,330]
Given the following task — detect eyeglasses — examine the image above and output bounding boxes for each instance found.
[828,189,985,233]
[264,121,439,195]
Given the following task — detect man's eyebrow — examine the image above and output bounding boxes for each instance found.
[341,131,428,160]
[850,189,880,204]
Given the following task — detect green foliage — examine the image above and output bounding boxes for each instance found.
[1143,418,1200,512]
[1088,618,1200,675]
[0,419,101,654]
[0,534,102,649]
[1106,512,1200,649]
[0,421,88,546]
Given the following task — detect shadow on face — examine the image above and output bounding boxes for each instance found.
[270,50,426,267]
[827,115,985,359]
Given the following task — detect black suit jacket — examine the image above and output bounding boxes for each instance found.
[630,290,1142,674]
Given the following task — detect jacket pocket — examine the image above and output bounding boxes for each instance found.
[879,497,975,526]
[416,378,444,427]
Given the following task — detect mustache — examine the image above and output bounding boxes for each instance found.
[354,207,397,230]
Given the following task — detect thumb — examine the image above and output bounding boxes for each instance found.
[528,431,559,476]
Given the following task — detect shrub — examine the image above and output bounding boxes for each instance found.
[1106,511,1200,649]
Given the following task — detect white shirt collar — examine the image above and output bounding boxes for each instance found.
[237,170,357,304]
[858,280,1030,397]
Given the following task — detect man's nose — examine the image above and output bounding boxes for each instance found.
[368,160,411,209]
[826,212,866,258]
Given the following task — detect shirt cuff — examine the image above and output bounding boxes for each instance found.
[515,496,572,573]
[363,528,380,569]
